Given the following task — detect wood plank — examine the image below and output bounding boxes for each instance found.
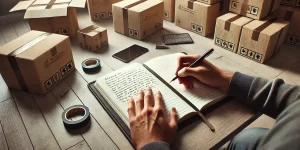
[0,75,11,102]
[33,92,84,150]
[0,121,8,150]
[172,100,254,150]
[0,24,18,43]
[11,90,60,150]
[67,141,90,150]
[51,81,119,150]
[64,71,133,150]
[12,21,30,37]
[0,99,34,150]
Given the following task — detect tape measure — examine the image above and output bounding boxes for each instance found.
[62,105,90,129]
[82,58,101,73]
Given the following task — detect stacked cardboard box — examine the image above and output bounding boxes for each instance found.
[273,4,300,47]
[87,0,122,21]
[112,0,164,40]
[163,0,175,22]
[9,0,86,37]
[175,0,220,36]
[0,31,75,94]
[78,25,109,51]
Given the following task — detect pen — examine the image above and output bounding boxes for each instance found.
[170,48,214,83]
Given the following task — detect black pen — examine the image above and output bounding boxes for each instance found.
[170,48,214,83]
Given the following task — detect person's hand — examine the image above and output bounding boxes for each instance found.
[128,88,178,150]
[175,54,233,91]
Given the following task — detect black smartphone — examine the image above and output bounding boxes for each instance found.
[112,44,149,63]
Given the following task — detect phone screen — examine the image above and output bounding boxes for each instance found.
[113,44,149,63]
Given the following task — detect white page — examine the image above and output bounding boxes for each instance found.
[95,63,195,124]
[145,53,226,110]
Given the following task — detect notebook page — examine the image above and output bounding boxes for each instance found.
[145,53,225,110]
[95,63,195,124]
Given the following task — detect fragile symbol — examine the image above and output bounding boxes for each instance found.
[254,53,262,62]
[215,38,221,45]
[108,11,113,17]
[61,66,68,77]
[240,47,248,55]
[164,11,169,18]
[52,72,60,83]
[247,50,254,58]
[67,62,74,71]
[231,1,239,9]
[45,78,53,90]
[250,6,259,15]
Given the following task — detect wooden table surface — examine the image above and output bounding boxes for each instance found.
[1,9,300,150]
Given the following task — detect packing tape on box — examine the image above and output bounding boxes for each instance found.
[7,33,52,91]
[224,15,242,31]
[122,0,147,36]
[62,105,91,129]
[251,17,277,41]
[79,26,103,50]
[82,58,101,73]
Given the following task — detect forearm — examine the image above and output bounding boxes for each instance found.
[140,141,170,150]
[229,72,300,118]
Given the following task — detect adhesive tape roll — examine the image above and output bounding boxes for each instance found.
[82,58,101,73]
[62,105,90,129]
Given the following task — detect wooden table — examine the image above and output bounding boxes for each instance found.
[1,9,300,150]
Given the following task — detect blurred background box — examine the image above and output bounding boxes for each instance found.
[237,18,290,63]
[163,0,175,22]
[214,13,253,53]
[229,0,281,20]
[87,0,122,21]
[77,25,109,51]
[175,0,220,37]
[113,0,163,40]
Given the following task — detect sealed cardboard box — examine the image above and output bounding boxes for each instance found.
[163,0,175,22]
[214,13,253,53]
[237,18,290,63]
[87,0,122,21]
[175,0,220,36]
[113,0,163,40]
[229,0,281,20]
[219,0,230,16]
[273,6,300,47]
[280,0,300,9]
[0,31,75,94]
[78,25,109,51]
[10,0,87,37]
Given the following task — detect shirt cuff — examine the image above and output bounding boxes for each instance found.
[228,72,255,99]
[140,141,170,150]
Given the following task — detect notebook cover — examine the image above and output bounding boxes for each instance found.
[163,33,194,45]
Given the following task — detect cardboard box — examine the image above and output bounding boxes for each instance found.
[229,0,281,20]
[237,17,290,63]
[198,0,221,5]
[10,0,87,37]
[175,0,220,36]
[112,0,164,40]
[280,0,300,9]
[0,31,75,94]
[77,25,109,51]
[273,6,300,47]
[219,0,230,16]
[214,13,253,53]
[163,0,175,22]
[87,0,122,21]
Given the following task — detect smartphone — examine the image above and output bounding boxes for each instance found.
[113,44,149,63]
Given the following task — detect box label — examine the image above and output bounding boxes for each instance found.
[178,5,195,14]
[191,23,203,35]
[231,1,259,16]
[54,27,69,35]
[60,61,74,77]
[285,34,300,46]
[215,37,235,51]
[239,47,263,62]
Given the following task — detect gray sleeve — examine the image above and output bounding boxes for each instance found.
[140,141,170,150]
[228,72,300,118]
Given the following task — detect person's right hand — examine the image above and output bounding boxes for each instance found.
[175,54,233,91]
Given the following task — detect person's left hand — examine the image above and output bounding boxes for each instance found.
[128,88,178,150]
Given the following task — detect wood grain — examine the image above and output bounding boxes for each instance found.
[0,121,8,150]
[52,81,119,150]
[0,99,33,150]
[64,71,133,150]
[0,75,11,102]
[0,24,18,43]
[67,141,91,150]
[33,93,84,150]
[11,89,60,150]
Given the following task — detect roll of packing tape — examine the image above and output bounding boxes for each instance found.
[82,58,101,73]
[62,105,90,129]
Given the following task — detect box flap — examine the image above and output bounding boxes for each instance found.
[10,0,35,12]
[24,4,68,18]
[129,0,162,13]
[69,0,87,8]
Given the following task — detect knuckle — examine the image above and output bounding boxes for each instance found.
[129,119,135,126]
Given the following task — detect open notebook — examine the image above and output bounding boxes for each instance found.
[94,53,226,126]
